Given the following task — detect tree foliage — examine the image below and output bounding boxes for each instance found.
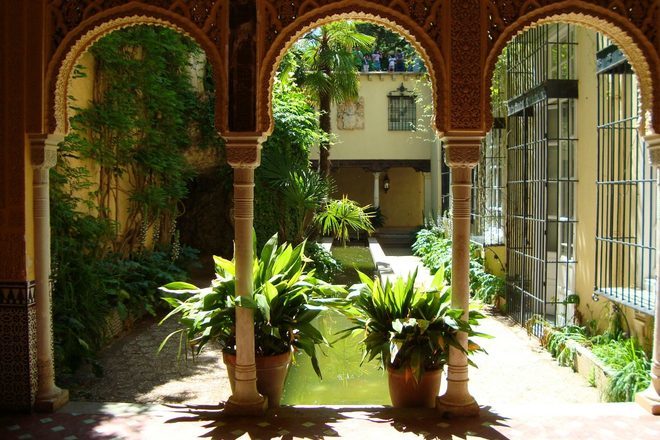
[255,76,332,248]
[290,22,374,176]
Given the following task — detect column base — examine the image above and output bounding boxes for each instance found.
[34,388,69,412]
[436,393,479,417]
[223,394,268,416]
[635,388,660,415]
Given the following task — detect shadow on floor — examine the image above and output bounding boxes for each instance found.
[163,403,512,439]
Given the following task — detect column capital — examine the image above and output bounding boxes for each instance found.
[29,134,60,170]
[645,133,660,167]
[441,135,483,169]
[224,133,266,169]
[29,134,61,185]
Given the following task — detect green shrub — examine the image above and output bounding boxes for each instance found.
[412,226,504,304]
[592,338,651,402]
[315,197,375,246]
[546,325,589,368]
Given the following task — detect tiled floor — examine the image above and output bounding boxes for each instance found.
[1,401,658,439]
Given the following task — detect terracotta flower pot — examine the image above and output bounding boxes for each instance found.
[387,366,442,408]
[223,351,291,408]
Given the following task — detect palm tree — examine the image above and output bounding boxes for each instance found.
[296,22,374,176]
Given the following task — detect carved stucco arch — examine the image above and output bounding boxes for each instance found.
[258,3,447,137]
[484,2,659,137]
[46,5,226,135]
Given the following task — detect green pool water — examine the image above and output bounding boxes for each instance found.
[280,310,390,405]
[280,242,390,405]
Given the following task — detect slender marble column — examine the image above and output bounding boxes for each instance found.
[637,133,660,415]
[224,135,267,415]
[30,134,69,412]
[436,136,481,417]
[431,138,443,216]
[373,172,381,208]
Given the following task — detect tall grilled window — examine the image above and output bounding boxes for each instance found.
[388,84,416,131]
[473,57,507,246]
[594,35,656,315]
[505,24,578,331]
[473,121,507,245]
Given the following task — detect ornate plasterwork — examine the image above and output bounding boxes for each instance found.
[485,2,659,134]
[645,134,660,166]
[257,2,446,136]
[28,134,58,185]
[449,0,483,131]
[47,2,227,133]
[48,0,227,57]
[442,136,483,168]
[487,0,658,51]
[0,281,36,307]
[224,135,266,168]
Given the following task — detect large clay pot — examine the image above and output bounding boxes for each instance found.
[387,366,442,408]
[223,351,291,408]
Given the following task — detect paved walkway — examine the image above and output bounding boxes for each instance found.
[3,246,658,438]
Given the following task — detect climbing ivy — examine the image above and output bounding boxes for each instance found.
[62,25,221,255]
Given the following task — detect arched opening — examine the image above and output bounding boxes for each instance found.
[260,18,440,405]
[477,15,657,403]
[258,7,447,137]
[45,22,231,405]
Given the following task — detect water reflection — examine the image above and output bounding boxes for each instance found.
[280,310,390,405]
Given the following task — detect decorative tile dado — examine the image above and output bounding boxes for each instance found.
[0,281,36,307]
[0,281,37,411]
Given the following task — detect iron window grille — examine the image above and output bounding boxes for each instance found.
[594,35,656,315]
[388,83,416,131]
[505,23,579,332]
[472,123,506,246]
[473,56,507,246]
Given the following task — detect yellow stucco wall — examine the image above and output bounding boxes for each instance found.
[332,166,424,228]
[317,72,434,228]
[484,245,506,277]
[573,27,608,326]
[311,72,434,161]
[379,167,424,227]
[331,168,373,207]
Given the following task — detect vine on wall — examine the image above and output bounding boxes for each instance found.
[62,25,222,256]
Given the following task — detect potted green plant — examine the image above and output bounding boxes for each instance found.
[341,267,486,408]
[159,233,345,407]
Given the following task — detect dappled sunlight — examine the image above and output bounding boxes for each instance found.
[69,317,231,405]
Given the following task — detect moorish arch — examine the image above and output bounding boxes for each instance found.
[484,0,660,137]
[45,1,227,135]
[256,0,448,136]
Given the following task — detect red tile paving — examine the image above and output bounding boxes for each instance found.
[1,401,658,439]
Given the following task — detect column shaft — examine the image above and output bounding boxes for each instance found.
[436,137,480,417]
[31,134,68,412]
[225,136,267,415]
[373,172,381,208]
